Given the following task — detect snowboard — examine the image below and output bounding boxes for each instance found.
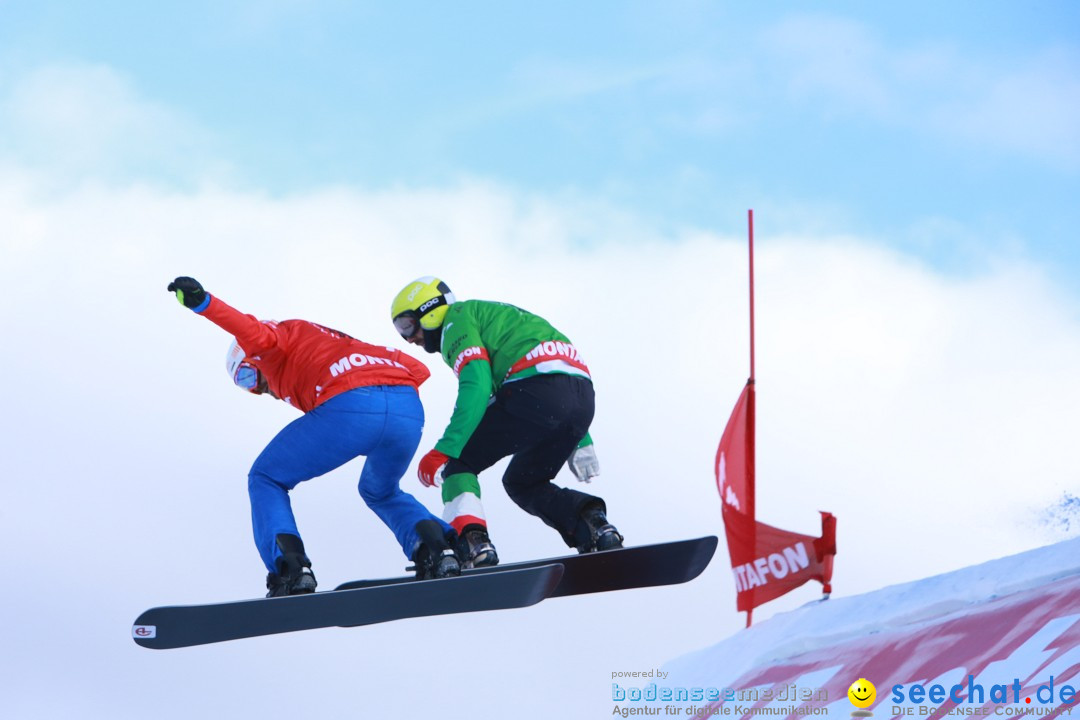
[133,563,563,650]
[336,536,718,599]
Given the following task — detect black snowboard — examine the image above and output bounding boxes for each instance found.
[336,536,718,598]
[133,563,563,650]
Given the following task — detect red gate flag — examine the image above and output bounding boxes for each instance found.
[716,379,836,622]
[716,210,836,625]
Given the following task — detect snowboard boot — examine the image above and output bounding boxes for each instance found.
[573,503,624,554]
[412,519,461,580]
[265,533,317,598]
[456,523,499,569]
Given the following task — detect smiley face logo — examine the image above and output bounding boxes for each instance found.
[848,678,876,709]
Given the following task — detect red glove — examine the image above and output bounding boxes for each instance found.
[418,449,450,487]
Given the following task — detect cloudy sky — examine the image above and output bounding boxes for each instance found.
[2,2,1078,719]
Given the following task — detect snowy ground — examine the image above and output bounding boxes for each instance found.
[649,537,1080,719]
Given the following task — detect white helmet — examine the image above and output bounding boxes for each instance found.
[225,339,263,393]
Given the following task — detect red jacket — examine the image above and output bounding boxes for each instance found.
[198,295,430,412]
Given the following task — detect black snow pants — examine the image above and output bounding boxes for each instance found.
[443,373,604,547]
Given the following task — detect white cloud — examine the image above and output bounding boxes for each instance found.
[762,15,894,117]
[758,14,1080,167]
[930,47,1080,167]
[2,165,1079,718]
[0,63,227,185]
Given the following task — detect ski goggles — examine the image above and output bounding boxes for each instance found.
[233,361,263,393]
[393,312,420,340]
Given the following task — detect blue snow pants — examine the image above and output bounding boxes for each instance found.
[247,385,452,573]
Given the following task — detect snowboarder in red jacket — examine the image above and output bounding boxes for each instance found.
[167,276,460,596]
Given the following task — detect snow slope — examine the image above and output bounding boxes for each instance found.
[637,538,1080,719]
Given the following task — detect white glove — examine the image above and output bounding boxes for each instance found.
[568,444,600,483]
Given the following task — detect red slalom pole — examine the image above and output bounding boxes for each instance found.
[748,209,755,384]
[746,208,756,628]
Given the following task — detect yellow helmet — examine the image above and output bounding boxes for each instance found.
[391,276,456,339]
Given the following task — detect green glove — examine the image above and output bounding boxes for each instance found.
[167,277,207,309]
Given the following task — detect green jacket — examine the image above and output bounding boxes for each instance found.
[434,299,593,457]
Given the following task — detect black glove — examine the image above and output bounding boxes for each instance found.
[167,276,207,309]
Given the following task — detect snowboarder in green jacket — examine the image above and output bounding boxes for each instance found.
[390,276,623,567]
